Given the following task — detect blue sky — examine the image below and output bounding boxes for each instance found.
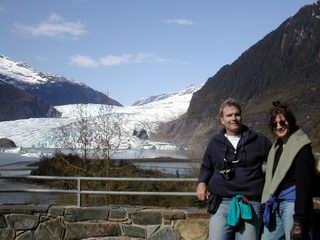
[0,0,315,105]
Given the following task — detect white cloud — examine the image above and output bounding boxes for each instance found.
[163,18,196,26]
[135,53,174,64]
[69,55,98,68]
[48,13,64,22]
[100,52,173,66]
[99,54,133,66]
[13,13,87,39]
[69,52,174,68]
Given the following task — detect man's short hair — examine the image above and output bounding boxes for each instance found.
[219,98,242,117]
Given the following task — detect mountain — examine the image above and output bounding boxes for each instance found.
[0,80,61,121]
[132,93,174,106]
[155,1,320,154]
[0,84,200,149]
[0,54,122,107]
[132,84,199,106]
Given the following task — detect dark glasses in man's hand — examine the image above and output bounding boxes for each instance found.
[271,120,288,129]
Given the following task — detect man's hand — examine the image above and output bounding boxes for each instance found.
[290,222,304,240]
[196,182,208,201]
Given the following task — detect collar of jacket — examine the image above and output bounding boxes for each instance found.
[214,125,253,146]
[261,129,311,203]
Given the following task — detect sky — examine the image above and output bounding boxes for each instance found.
[0,0,315,105]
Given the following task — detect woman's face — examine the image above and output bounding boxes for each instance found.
[272,114,290,140]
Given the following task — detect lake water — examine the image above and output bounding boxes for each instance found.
[0,148,200,204]
[0,147,199,175]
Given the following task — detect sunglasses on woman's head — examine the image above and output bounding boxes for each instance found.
[271,120,288,130]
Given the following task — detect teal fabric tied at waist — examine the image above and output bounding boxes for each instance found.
[227,195,252,227]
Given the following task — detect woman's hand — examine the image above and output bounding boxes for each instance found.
[290,222,304,240]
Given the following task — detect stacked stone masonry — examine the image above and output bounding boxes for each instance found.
[0,205,210,240]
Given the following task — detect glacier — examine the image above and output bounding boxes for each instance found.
[0,84,200,150]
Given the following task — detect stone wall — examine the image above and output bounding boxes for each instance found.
[0,205,209,240]
[1,204,320,239]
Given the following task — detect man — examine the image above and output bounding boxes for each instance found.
[197,98,271,240]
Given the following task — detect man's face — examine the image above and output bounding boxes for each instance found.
[220,105,242,136]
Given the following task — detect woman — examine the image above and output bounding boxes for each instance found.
[261,101,315,240]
